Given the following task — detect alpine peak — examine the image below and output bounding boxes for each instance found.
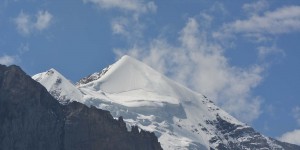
[32,68,82,104]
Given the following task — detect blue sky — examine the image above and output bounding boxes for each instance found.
[1,0,300,145]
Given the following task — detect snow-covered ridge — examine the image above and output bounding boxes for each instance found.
[76,65,111,86]
[32,55,294,150]
[32,68,83,104]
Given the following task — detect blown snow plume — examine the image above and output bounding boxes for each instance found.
[33,55,300,150]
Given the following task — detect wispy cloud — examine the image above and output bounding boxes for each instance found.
[293,106,300,125]
[111,17,144,40]
[18,42,30,54]
[14,10,53,35]
[14,11,31,35]
[0,55,17,65]
[242,0,269,16]
[278,106,300,145]
[34,10,53,31]
[115,18,263,123]
[83,0,156,42]
[0,42,29,66]
[220,6,300,36]
[111,17,129,35]
[278,129,300,145]
[82,0,156,14]
[257,45,285,60]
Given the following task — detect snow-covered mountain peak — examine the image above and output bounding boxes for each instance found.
[32,55,298,150]
[91,55,171,93]
[78,55,207,107]
[32,68,64,88]
[76,55,131,86]
[32,68,82,104]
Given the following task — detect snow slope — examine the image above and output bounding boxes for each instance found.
[33,55,296,150]
[78,55,186,107]
[32,68,83,104]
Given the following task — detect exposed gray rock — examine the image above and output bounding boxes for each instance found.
[209,115,300,150]
[63,102,162,150]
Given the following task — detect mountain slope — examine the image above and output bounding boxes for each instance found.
[33,55,300,150]
[0,64,162,150]
[32,68,83,104]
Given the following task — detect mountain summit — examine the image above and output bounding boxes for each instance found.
[33,55,300,150]
[78,55,196,107]
[32,68,83,104]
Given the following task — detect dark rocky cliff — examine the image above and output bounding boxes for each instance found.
[63,102,162,150]
[0,64,162,150]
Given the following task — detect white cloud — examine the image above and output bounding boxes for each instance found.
[0,55,16,65]
[14,11,31,35]
[83,0,156,14]
[293,106,300,125]
[116,18,263,123]
[222,6,300,35]
[278,129,300,145]
[83,0,156,42]
[111,18,128,35]
[110,16,145,42]
[257,45,285,60]
[243,0,269,15]
[0,43,29,66]
[34,10,53,31]
[18,42,30,54]
[209,2,228,16]
[14,10,53,35]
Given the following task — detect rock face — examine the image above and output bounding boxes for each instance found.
[0,65,64,150]
[209,115,299,150]
[0,64,162,150]
[63,102,162,150]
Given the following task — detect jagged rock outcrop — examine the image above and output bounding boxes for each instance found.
[0,64,162,150]
[209,115,299,150]
[63,102,162,150]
